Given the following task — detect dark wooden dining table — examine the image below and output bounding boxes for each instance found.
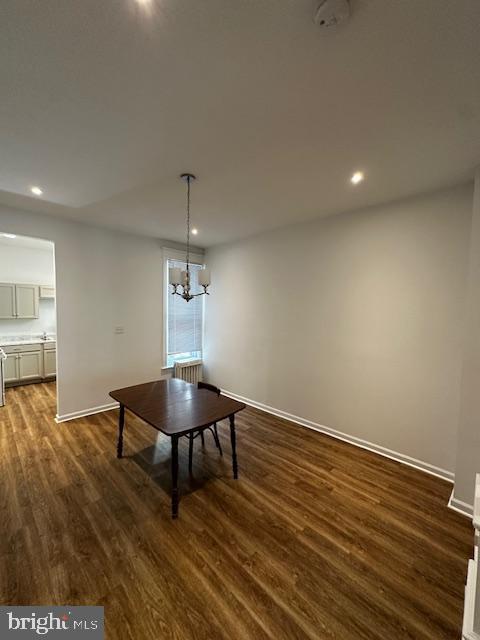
[109,378,246,518]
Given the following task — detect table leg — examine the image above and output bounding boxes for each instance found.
[188,432,193,474]
[171,435,179,518]
[213,423,223,456]
[229,414,238,479]
[117,404,125,459]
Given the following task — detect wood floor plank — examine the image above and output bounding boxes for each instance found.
[0,382,473,639]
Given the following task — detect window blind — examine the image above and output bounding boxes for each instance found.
[167,259,203,357]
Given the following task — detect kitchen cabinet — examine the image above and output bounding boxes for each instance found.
[0,283,39,318]
[2,343,53,385]
[0,284,16,319]
[15,284,39,318]
[4,353,19,383]
[43,347,56,378]
[39,286,55,299]
[18,351,43,381]
[4,351,43,382]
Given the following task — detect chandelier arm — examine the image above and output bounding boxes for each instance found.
[171,289,208,300]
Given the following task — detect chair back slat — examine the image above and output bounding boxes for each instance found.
[198,381,221,396]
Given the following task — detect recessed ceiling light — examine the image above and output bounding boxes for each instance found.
[191,228,198,235]
[30,186,43,196]
[1,233,16,239]
[350,171,364,185]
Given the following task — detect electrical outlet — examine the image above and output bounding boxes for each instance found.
[114,326,125,335]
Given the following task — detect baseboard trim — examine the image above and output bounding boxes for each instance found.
[448,489,474,519]
[55,401,119,423]
[222,389,455,483]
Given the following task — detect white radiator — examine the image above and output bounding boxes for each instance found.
[173,358,203,384]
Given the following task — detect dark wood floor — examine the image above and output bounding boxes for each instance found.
[0,382,473,639]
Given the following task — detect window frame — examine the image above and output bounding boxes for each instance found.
[162,247,206,369]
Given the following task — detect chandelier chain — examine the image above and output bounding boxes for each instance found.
[186,175,190,269]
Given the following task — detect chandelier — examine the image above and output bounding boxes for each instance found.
[168,173,211,302]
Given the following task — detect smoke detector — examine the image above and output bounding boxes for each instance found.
[313,0,351,29]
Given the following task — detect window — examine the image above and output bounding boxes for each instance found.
[165,258,204,367]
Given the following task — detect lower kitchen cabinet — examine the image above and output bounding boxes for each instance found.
[2,342,56,385]
[43,348,56,378]
[18,351,43,381]
[4,353,19,383]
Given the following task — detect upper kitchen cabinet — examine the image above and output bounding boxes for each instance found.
[0,283,16,318]
[0,283,39,318]
[15,284,39,318]
[39,286,55,299]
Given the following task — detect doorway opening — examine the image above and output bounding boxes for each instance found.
[0,232,57,413]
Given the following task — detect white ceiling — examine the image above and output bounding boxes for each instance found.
[1,0,479,246]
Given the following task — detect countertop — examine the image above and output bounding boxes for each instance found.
[0,337,56,347]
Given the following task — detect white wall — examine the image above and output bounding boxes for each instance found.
[0,241,55,283]
[204,184,473,475]
[453,168,480,507]
[0,205,165,419]
[0,240,56,336]
[0,299,56,337]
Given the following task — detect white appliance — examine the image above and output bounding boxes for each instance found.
[0,348,6,407]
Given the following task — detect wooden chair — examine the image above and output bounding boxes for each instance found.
[187,381,223,473]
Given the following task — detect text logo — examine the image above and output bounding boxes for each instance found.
[0,607,104,638]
